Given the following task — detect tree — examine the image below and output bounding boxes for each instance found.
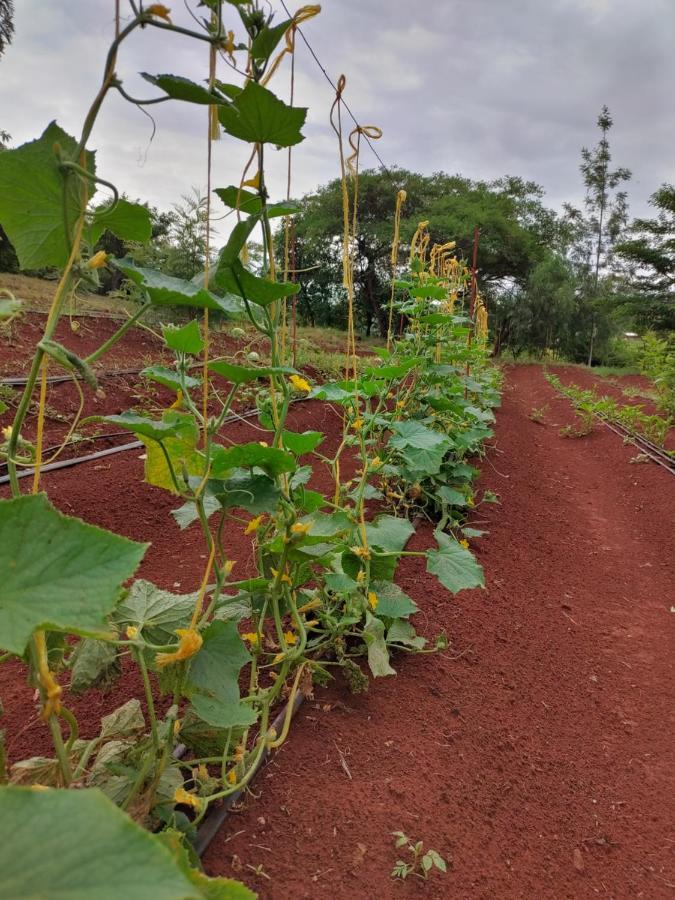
[615,184,675,331]
[291,169,558,335]
[0,0,14,57]
[568,106,631,363]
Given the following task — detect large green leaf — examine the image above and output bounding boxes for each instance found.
[0,121,96,269]
[70,638,121,693]
[86,199,152,245]
[94,411,182,441]
[208,360,295,383]
[210,442,296,478]
[141,411,203,493]
[0,786,236,899]
[212,256,299,306]
[250,18,293,60]
[426,530,485,594]
[369,581,419,619]
[185,620,257,728]
[365,515,415,552]
[141,72,224,105]
[116,260,232,312]
[0,494,147,655]
[217,81,306,147]
[217,473,280,514]
[141,366,200,392]
[114,580,197,645]
[163,321,204,355]
[363,612,395,677]
[282,430,324,455]
[215,186,300,218]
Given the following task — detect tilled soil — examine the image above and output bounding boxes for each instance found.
[1,362,673,898]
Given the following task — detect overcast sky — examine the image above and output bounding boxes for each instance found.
[1,0,674,226]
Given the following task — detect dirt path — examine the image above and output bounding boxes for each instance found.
[201,364,675,899]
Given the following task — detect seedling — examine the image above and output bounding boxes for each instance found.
[391,831,447,881]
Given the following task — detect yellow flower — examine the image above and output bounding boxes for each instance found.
[289,374,311,393]
[370,456,382,469]
[258,441,269,448]
[351,418,364,430]
[245,514,265,535]
[396,400,406,410]
[196,764,209,781]
[226,769,237,785]
[173,719,182,736]
[350,546,371,560]
[273,652,285,664]
[87,250,108,270]
[242,170,260,190]
[126,625,139,640]
[221,29,236,62]
[1,426,12,441]
[297,597,321,614]
[356,569,366,584]
[234,744,245,763]
[174,787,203,811]
[368,592,378,610]
[290,521,311,536]
[156,628,203,668]
[460,539,469,549]
[241,632,260,647]
[271,567,292,584]
[146,4,172,22]
[283,630,298,646]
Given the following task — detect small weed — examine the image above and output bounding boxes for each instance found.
[391,831,447,881]
[529,403,549,423]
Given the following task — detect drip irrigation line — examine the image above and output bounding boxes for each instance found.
[278,0,395,180]
[194,690,305,857]
[1,366,145,387]
[598,416,675,475]
[0,431,132,474]
[0,400,308,485]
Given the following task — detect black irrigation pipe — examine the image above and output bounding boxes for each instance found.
[598,415,675,476]
[193,690,306,857]
[1,366,145,387]
[0,402,307,485]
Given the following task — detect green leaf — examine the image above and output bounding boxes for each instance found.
[0,494,146,655]
[369,581,419,619]
[116,260,232,312]
[158,827,256,900]
[217,81,306,147]
[100,698,146,740]
[87,199,152,245]
[250,18,293,60]
[282,430,324,455]
[437,485,468,507]
[0,122,96,269]
[94,411,181,441]
[163,320,205,355]
[389,420,449,451]
[215,186,300,218]
[363,612,395,677]
[185,620,257,728]
[220,216,260,266]
[210,442,296,478]
[0,786,210,900]
[141,366,200,392]
[115,580,197,645]
[38,339,98,389]
[307,383,353,402]
[217,472,280,514]
[386,619,426,649]
[208,360,295,383]
[142,411,202,493]
[172,494,221,530]
[70,638,120,693]
[141,72,224,105]
[365,515,415,552]
[426,530,484,594]
[212,256,299,306]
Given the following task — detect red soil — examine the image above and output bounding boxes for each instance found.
[1,362,673,898]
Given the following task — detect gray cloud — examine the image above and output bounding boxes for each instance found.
[1,0,673,226]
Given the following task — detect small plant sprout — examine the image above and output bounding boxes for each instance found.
[391,831,447,881]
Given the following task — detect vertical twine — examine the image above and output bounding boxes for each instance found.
[387,189,406,350]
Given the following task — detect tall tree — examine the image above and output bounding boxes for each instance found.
[0,0,14,57]
[574,105,632,363]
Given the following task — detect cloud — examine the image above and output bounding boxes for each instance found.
[0,0,672,227]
